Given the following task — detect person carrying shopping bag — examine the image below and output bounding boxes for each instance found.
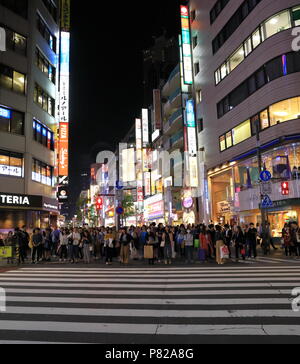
[215,225,226,265]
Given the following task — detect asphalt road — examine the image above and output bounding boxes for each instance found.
[0,256,299,345]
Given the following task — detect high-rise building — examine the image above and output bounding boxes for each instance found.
[0,0,68,230]
[190,0,300,234]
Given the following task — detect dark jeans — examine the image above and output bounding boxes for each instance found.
[185,246,194,262]
[32,245,42,262]
[60,245,68,260]
[105,247,114,263]
[295,243,300,257]
[248,241,257,258]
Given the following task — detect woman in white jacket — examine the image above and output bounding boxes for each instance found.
[68,228,81,264]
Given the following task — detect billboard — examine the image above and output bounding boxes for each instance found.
[122,148,136,183]
[180,5,193,85]
[60,0,71,32]
[58,123,69,176]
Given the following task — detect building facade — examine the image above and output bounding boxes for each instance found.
[190,0,300,234]
[0,0,63,231]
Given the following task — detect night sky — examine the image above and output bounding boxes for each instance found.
[69,0,182,213]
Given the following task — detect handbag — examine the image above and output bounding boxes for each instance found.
[144,245,154,259]
[194,239,200,249]
[221,245,230,259]
[160,241,165,248]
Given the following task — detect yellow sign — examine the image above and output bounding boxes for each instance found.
[0,247,12,258]
[60,0,71,31]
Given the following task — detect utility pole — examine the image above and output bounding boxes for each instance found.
[255,119,268,236]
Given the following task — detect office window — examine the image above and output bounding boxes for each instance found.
[0,65,13,89]
[255,68,266,89]
[197,89,202,103]
[262,11,291,40]
[229,45,245,71]
[265,56,283,82]
[220,135,226,151]
[226,131,232,148]
[220,62,228,79]
[232,120,251,146]
[37,14,57,53]
[194,62,200,75]
[0,107,24,135]
[42,0,58,22]
[192,36,198,49]
[215,70,221,84]
[286,51,300,74]
[0,0,28,18]
[0,150,23,177]
[10,111,24,134]
[0,111,10,132]
[32,159,53,186]
[13,33,27,55]
[33,119,54,151]
[191,10,196,22]
[13,71,25,93]
[244,36,252,56]
[252,28,261,49]
[260,109,269,130]
[34,84,55,116]
[293,6,300,26]
[229,82,248,108]
[198,118,204,132]
[269,97,300,126]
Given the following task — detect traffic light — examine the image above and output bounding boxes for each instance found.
[281,182,289,196]
[95,196,103,211]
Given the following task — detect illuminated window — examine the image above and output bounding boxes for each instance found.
[226,131,232,148]
[0,150,23,177]
[220,135,226,151]
[269,97,300,126]
[13,71,25,93]
[32,159,53,186]
[232,120,251,146]
[229,45,245,71]
[251,28,261,49]
[244,36,252,56]
[260,109,269,130]
[220,63,228,80]
[262,11,291,40]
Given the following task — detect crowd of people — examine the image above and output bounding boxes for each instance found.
[1,221,300,266]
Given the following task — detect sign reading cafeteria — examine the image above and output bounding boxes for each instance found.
[0,193,58,212]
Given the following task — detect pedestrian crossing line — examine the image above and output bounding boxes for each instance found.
[3,296,292,305]
[0,321,299,336]
[3,306,300,318]
[258,257,300,263]
[2,288,293,296]
[0,282,298,289]
[2,272,300,279]
[1,277,300,283]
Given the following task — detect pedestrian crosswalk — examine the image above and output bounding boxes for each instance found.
[0,265,300,344]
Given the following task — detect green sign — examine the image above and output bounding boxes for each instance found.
[0,247,12,258]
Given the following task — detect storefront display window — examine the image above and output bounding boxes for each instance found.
[260,109,269,130]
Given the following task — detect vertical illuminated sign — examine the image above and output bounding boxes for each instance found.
[185,99,199,188]
[136,119,144,205]
[142,109,149,147]
[153,90,162,130]
[58,0,71,181]
[180,5,193,85]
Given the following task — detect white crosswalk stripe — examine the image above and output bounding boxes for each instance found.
[0,266,300,344]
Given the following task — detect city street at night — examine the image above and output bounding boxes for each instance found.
[0,0,300,348]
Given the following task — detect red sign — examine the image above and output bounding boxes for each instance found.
[181,5,189,17]
[281,182,289,196]
[58,122,69,177]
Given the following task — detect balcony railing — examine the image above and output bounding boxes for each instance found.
[164,109,183,133]
[170,130,184,147]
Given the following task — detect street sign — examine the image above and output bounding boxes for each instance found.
[260,181,272,195]
[260,170,272,182]
[116,206,124,215]
[262,195,273,208]
[116,180,124,190]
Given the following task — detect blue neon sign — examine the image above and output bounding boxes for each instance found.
[186,99,196,128]
[0,107,11,119]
